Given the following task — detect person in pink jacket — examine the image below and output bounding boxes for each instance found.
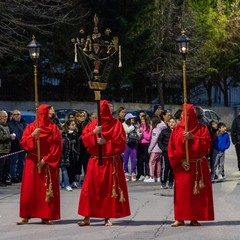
[137,114,152,181]
[144,116,167,182]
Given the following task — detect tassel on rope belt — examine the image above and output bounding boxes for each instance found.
[91,155,126,202]
[183,158,205,195]
[29,151,54,202]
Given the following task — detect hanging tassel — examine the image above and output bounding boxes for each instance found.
[118,45,122,68]
[45,166,54,202]
[45,183,54,202]
[119,188,126,202]
[111,185,118,199]
[199,178,205,189]
[193,181,200,195]
[74,43,78,63]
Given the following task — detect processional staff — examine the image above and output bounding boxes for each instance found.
[27,36,41,173]
[176,31,191,164]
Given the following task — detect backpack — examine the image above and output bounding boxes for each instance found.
[127,130,139,146]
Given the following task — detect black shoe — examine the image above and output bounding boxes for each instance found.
[12,177,20,183]
[5,180,12,185]
[161,183,168,189]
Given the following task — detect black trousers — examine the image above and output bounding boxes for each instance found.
[161,153,174,184]
[137,143,150,178]
[235,143,240,170]
[0,154,7,183]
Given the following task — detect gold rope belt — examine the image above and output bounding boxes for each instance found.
[182,158,202,163]
[91,154,126,202]
[182,158,205,195]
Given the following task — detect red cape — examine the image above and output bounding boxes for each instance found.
[168,104,214,221]
[19,104,62,220]
[78,100,130,218]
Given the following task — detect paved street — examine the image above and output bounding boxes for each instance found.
[1,143,240,240]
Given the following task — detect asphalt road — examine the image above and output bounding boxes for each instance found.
[1,143,240,240]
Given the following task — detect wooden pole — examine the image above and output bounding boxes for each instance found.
[94,91,102,166]
[34,64,41,173]
[182,56,189,163]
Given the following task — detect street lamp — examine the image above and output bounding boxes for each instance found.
[27,36,41,173]
[176,31,190,163]
[72,14,121,165]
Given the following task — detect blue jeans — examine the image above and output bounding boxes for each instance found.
[61,166,70,187]
[10,151,26,179]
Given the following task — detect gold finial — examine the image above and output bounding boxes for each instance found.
[79,28,85,34]
[93,14,99,34]
[105,29,111,36]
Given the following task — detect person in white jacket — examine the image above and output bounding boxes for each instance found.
[122,113,142,181]
[144,116,167,183]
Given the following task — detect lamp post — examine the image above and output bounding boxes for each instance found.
[27,36,41,173]
[176,31,190,163]
[72,14,121,165]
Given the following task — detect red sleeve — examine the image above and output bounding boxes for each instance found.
[102,121,126,155]
[188,124,211,158]
[43,125,62,168]
[82,121,126,156]
[20,124,37,151]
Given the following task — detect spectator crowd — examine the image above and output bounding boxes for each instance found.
[0,104,238,190]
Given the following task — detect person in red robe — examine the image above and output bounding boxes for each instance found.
[168,104,214,227]
[17,104,62,225]
[77,100,130,226]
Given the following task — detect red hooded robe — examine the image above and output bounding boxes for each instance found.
[78,100,130,218]
[19,104,62,220]
[168,104,214,221]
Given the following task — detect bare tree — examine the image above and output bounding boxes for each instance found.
[146,0,189,106]
[0,0,88,59]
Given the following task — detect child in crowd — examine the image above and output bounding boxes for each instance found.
[212,122,230,181]
[137,114,152,181]
[62,120,80,188]
[158,117,176,189]
[60,129,72,191]
[144,116,166,183]
[122,113,142,181]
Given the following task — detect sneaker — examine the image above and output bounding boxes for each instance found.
[144,177,155,183]
[168,183,174,189]
[125,173,129,182]
[144,176,149,181]
[218,175,223,180]
[161,183,168,189]
[71,182,78,188]
[138,175,145,181]
[156,177,161,182]
[131,173,137,182]
[65,186,72,191]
